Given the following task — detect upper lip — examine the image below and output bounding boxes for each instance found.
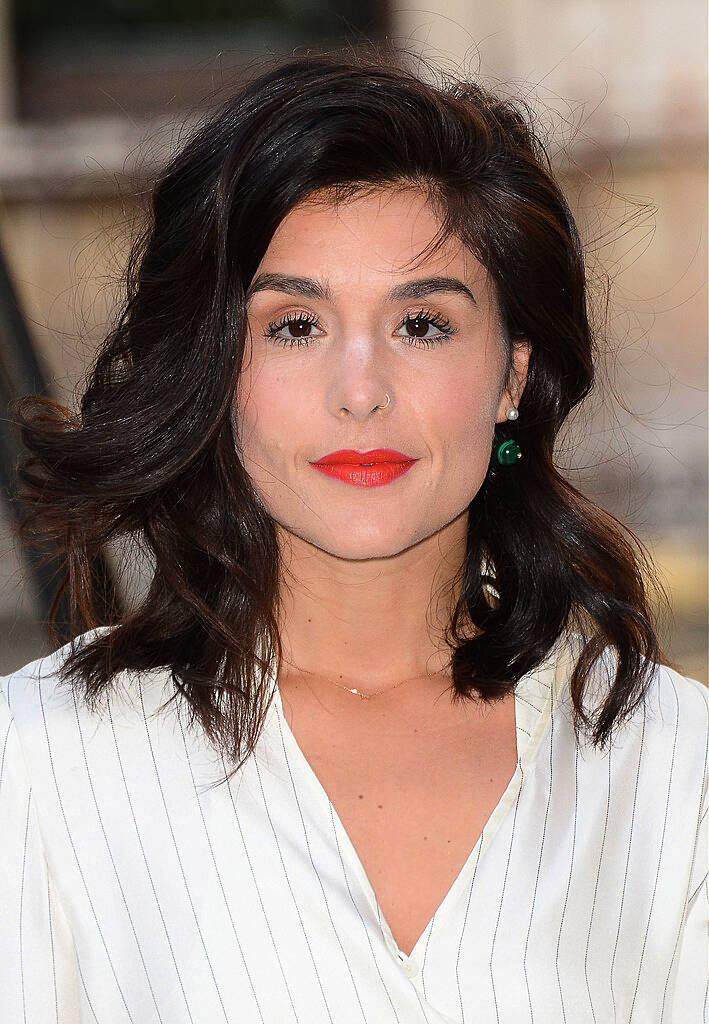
[311,449,416,465]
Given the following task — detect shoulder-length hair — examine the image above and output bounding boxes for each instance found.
[13,45,673,772]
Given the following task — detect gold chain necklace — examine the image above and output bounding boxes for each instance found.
[332,677,412,700]
[321,670,446,700]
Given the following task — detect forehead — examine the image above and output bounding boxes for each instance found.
[259,186,488,293]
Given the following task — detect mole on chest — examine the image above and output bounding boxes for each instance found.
[292,713,518,957]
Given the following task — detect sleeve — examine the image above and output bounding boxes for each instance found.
[670,773,709,1021]
[0,682,82,1023]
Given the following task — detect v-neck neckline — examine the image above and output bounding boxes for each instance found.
[263,634,572,964]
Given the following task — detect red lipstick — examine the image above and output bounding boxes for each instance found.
[310,449,418,487]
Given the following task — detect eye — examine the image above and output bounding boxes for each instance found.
[264,310,325,348]
[262,306,458,350]
[394,308,457,348]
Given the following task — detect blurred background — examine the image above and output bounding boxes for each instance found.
[0,0,706,683]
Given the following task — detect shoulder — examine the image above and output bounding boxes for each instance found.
[563,634,708,811]
[642,659,709,794]
[0,626,175,783]
[1,626,114,738]
[609,645,707,758]
[564,631,708,744]
[648,659,709,731]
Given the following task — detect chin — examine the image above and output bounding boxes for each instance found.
[297,519,433,561]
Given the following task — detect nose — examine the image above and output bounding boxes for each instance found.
[336,394,390,419]
[327,327,393,420]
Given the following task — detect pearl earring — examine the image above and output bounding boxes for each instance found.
[506,406,519,421]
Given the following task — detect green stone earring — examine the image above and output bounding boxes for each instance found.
[495,438,523,465]
[495,406,522,464]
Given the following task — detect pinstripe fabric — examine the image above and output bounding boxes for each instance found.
[0,626,706,1023]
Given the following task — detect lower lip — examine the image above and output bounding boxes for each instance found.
[310,461,417,487]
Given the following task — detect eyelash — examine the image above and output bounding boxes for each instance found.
[262,308,458,349]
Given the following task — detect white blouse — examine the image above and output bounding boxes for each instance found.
[0,626,706,1024]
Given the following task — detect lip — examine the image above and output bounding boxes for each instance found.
[311,448,415,465]
[310,461,416,487]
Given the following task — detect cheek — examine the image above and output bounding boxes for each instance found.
[419,388,499,513]
[426,361,502,454]
[235,369,300,465]
[446,394,497,463]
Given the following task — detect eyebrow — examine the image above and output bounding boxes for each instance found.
[246,272,477,306]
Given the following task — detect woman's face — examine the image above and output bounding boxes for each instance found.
[235,187,529,560]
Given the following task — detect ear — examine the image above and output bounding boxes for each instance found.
[495,339,531,423]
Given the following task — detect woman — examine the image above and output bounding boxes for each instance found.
[1,49,706,1023]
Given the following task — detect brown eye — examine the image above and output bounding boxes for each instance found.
[405,316,435,338]
[394,308,457,348]
[264,311,324,347]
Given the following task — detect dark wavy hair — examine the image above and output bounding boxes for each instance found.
[12,45,673,773]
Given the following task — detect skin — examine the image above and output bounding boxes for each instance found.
[235,185,530,713]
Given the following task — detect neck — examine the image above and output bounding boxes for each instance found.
[275,509,474,695]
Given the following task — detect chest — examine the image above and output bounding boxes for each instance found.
[278,688,519,957]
